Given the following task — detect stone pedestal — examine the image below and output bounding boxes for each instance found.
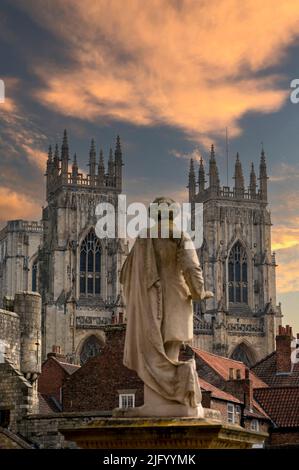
[113,385,205,418]
[60,416,268,449]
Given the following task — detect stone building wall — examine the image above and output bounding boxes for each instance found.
[0,308,20,368]
[0,220,43,304]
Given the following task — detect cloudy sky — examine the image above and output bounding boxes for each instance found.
[0,0,298,331]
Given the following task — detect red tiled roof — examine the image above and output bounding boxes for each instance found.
[193,347,267,389]
[198,377,242,404]
[199,376,269,419]
[254,387,299,427]
[251,352,299,387]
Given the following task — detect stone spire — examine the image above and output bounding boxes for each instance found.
[114,135,123,192]
[249,162,257,198]
[89,138,96,184]
[209,144,220,192]
[198,157,206,192]
[61,129,70,176]
[98,149,105,186]
[53,143,60,174]
[72,153,78,183]
[233,152,244,197]
[46,145,53,197]
[188,158,196,201]
[46,145,53,174]
[259,148,268,201]
[108,147,115,178]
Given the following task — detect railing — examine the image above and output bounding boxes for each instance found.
[193,316,213,334]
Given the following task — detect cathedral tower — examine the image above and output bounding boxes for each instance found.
[189,147,282,365]
[40,132,127,363]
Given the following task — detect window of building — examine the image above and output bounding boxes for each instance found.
[227,403,235,423]
[80,335,103,365]
[228,241,248,303]
[80,230,101,296]
[0,409,10,428]
[251,419,260,432]
[119,393,135,409]
[32,262,38,292]
[231,342,255,367]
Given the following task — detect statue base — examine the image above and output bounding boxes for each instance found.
[59,416,268,449]
[113,385,206,418]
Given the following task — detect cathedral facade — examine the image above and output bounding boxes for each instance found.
[0,132,282,366]
[189,146,282,365]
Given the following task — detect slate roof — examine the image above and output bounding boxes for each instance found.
[254,387,299,427]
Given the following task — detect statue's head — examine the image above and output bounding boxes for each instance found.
[150,196,180,222]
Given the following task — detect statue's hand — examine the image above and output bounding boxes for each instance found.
[203,290,214,299]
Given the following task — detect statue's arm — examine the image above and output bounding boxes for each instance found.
[178,235,213,301]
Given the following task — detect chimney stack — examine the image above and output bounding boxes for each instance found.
[276,325,293,374]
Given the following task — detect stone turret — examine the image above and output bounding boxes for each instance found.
[115,135,123,191]
[188,158,196,200]
[13,291,42,383]
[98,149,105,187]
[208,145,220,193]
[233,153,244,197]
[60,129,69,180]
[72,153,79,183]
[198,157,205,193]
[259,148,268,201]
[249,162,257,198]
[89,138,97,185]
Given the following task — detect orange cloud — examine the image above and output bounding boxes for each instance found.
[20,0,299,142]
[0,187,41,224]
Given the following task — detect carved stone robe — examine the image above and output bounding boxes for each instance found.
[120,231,207,407]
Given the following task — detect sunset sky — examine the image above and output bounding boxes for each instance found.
[0,0,298,330]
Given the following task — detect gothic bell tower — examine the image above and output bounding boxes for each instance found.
[189,146,282,365]
[40,131,127,363]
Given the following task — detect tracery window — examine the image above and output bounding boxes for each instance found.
[79,230,101,296]
[228,241,248,303]
[80,335,102,365]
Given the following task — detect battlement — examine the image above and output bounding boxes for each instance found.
[46,130,123,199]
[188,145,268,204]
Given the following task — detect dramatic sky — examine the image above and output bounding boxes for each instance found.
[0,0,298,331]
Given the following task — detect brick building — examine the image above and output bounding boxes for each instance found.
[251,325,299,447]
[60,326,270,435]
[62,325,143,412]
[38,347,80,410]
[190,347,270,433]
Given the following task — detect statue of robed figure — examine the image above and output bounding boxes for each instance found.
[119,197,213,417]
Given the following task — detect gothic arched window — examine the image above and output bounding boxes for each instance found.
[80,335,102,365]
[32,262,38,292]
[228,241,248,304]
[230,342,255,367]
[79,230,101,296]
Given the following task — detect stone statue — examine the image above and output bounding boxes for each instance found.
[119,197,213,417]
